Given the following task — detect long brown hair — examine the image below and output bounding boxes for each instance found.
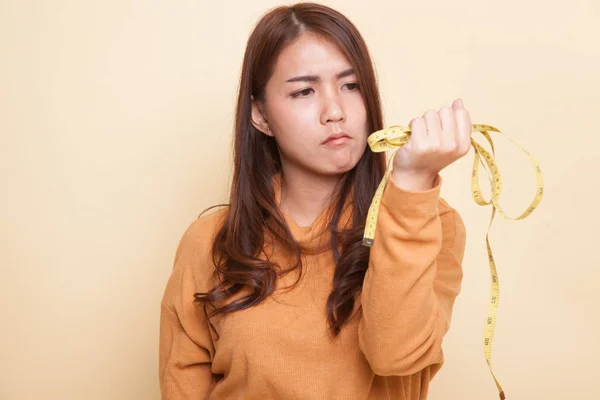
[194,2,386,337]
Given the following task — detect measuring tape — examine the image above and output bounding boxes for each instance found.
[363,123,544,400]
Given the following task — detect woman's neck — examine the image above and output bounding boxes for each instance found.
[279,166,343,228]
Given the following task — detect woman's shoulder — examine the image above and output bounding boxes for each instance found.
[172,206,229,275]
[183,206,229,244]
[162,207,229,310]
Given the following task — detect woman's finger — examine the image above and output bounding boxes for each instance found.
[408,116,428,154]
[454,104,472,155]
[438,106,458,152]
[422,110,441,151]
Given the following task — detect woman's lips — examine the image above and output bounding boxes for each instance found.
[323,132,350,145]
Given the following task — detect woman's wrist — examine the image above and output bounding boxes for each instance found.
[391,168,438,192]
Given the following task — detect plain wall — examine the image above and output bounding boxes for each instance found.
[1,0,598,398]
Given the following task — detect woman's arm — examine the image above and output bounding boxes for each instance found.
[159,217,219,399]
[358,173,466,376]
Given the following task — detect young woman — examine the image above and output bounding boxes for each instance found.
[159,2,471,399]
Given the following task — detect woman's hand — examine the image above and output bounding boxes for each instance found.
[391,98,472,192]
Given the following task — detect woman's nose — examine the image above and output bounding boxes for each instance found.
[321,91,345,124]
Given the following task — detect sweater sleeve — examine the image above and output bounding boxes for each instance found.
[159,217,219,399]
[358,173,466,377]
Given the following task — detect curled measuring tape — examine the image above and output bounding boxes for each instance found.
[363,123,544,400]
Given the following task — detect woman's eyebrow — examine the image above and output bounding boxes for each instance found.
[285,68,355,83]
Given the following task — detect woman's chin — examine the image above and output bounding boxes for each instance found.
[320,159,358,176]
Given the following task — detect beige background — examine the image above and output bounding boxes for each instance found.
[1,0,598,399]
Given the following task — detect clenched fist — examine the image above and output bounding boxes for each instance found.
[392,99,472,192]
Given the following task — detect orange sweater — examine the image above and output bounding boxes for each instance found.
[159,173,466,399]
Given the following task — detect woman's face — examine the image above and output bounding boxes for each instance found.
[251,33,369,177]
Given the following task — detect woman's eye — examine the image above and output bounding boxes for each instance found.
[292,88,314,98]
[291,83,359,98]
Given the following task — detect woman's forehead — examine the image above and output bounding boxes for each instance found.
[271,34,352,83]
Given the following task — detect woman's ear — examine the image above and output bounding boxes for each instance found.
[250,95,273,137]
